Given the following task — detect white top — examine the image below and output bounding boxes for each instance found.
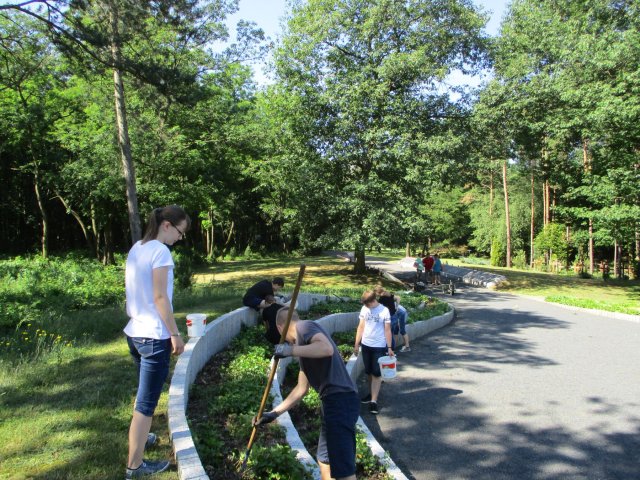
[124,240,174,339]
[359,304,390,348]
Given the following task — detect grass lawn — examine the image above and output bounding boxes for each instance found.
[444,258,640,315]
[0,254,397,479]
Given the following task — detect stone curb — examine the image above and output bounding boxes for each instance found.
[168,294,454,479]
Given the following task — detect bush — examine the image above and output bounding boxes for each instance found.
[0,255,124,331]
[247,444,312,480]
[490,238,505,267]
[512,250,528,269]
[172,246,195,290]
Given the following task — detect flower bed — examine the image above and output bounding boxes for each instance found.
[187,293,449,479]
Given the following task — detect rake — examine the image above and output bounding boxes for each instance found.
[238,263,306,473]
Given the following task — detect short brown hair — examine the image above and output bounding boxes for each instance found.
[361,290,377,305]
[275,306,299,327]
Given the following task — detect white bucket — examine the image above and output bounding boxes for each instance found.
[378,355,397,379]
[186,313,207,337]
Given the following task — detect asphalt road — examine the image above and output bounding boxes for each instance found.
[359,266,640,480]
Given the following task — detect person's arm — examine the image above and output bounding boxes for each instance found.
[384,321,394,357]
[354,317,365,353]
[290,332,334,358]
[273,370,310,414]
[153,266,184,355]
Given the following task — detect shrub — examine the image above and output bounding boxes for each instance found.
[490,238,505,267]
[246,444,312,480]
[172,246,195,290]
[0,255,124,331]
[512,250,528,269]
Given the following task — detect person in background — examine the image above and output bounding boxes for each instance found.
[374,285,398,348]
[354,290,394,415]
[242,277,285,311]
[423,252,435,284]
[124,205,190,478]
[253,307,359,480]
[394,296,411,353]
[432,253,443,285]
[413,252,425,283]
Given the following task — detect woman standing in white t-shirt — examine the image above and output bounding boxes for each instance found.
[354,290,394,415]
[124,205,190,479]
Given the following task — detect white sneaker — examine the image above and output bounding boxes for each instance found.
[400,346,411,352]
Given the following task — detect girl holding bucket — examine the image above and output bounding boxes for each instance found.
[123,205,190,478]
[354,290,395,415]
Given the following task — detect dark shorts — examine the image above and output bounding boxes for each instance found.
[317,391,359,478]
[127,336,171,417]
[361,344,387,377]
[242,294,262,310]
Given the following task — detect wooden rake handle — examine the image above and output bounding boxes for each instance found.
[241,263,306,469]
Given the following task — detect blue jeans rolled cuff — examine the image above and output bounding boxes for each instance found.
[127,336,171,417]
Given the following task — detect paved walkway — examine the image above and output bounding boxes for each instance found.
[356,257,640,480]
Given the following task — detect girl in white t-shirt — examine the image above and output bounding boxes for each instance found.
[354,290,394,415]
[124,205,190,479]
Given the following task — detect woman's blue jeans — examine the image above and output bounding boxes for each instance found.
[127,336,171,417]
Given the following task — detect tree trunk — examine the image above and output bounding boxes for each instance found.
[489,171,493,217]
[103,215,115,265]
[614,239,619,278]
[405,242,410,257]
[530,169,535,267]
[110,5,141,244]
[502,160,512,268]
[589,218,594,275]
[544,180,551,226]
[354,245,366,274]
[34,169,48,259]
[56,192,94,253]
[90,200,100,259]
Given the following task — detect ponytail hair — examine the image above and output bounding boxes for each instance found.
[142,205,191,243]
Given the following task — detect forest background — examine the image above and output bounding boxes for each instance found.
[1,0,639,278]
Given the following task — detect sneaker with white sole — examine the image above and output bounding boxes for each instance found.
[360,394,372,404]
[400,346,411,353]
[369,402,379,414]
[125,459,170,478]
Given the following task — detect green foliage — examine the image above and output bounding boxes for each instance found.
[246,444,312,480]
[172,247,195,290]
[355,429,391,478]
[512,250,528,269]
[546,295,639,316]
[490,238,505,267]
[0,255,123,331]
[305,300,362,317]
[534,223,570,265]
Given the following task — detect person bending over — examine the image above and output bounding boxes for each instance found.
[242,277,285,311]
[253,307,359,480]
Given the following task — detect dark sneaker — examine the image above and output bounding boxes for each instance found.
[145,433,157,449]
[360,394,371,404]
[369,402,379,414]
[125,459,170,478]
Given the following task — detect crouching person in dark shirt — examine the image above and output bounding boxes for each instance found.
[252,307,359,480]
[242,277,285,311]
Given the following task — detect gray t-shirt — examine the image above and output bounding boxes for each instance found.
[296,321,357,399]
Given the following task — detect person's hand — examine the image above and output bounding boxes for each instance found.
[387,347,395,357]
[171,335,185,355]
[274,342,293,359]
[252,410,280,427]
[353,345,360,356]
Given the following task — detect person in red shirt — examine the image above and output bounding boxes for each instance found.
[422,254,435,284]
